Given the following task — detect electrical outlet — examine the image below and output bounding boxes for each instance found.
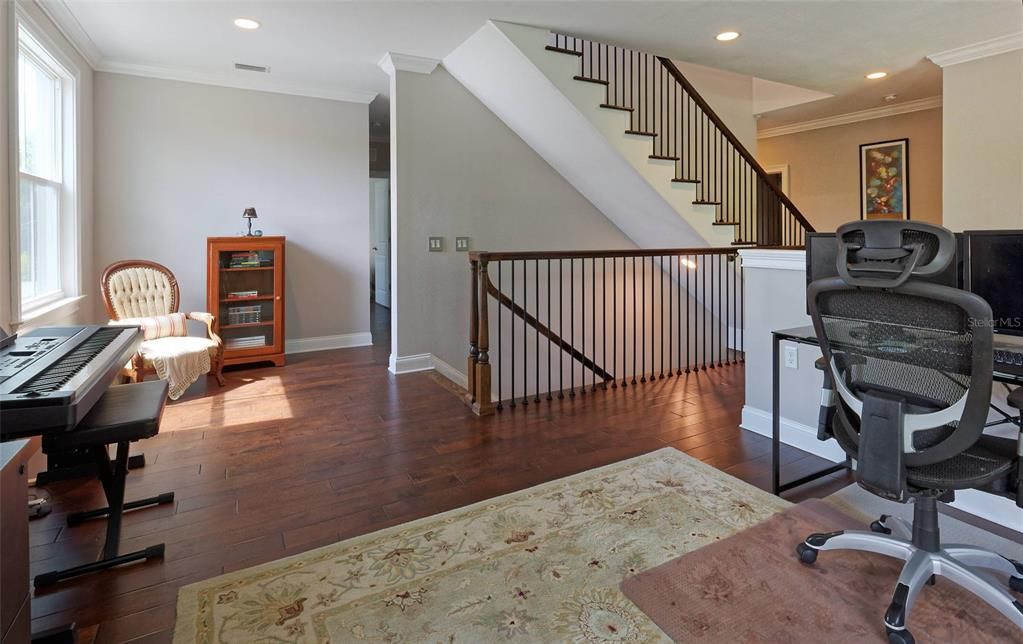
[428,237,444,252]
[784,345,798,369]
[455,237,470,252]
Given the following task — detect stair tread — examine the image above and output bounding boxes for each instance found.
[545,45,583,56]
[600,103,633,112]
[713,221,741,226]
[574,75,609,85]
[624,130,658,137]
[649,155,680,161]
[731,241,757,246]
[671,178,700,184]
[693,200,722,205]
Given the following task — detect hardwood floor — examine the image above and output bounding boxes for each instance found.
[27,305,851,642]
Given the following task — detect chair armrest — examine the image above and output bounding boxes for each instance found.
[187,312,222,346]
[1007,387,1023,411]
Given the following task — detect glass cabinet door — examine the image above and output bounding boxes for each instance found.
[216,247,279,353]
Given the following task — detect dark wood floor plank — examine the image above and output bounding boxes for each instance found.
[26,305,852,640]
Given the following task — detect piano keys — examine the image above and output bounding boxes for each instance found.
[0,325,141,441]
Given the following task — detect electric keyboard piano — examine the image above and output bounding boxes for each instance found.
[0,325,141,440]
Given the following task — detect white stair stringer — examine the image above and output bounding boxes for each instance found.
[444,21,735,249]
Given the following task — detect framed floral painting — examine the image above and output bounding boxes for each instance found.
[859,138,909,220]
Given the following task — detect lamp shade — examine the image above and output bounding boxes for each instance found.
[243,207,258,219]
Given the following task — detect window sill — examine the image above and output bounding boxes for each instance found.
[18,295,87,331]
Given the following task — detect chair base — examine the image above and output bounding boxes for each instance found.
[796,528,1023,642]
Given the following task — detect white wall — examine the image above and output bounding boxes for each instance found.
[390,65,638,372]
[674,59,757,154]
[942,50,1023,231]
[93,73,370,344]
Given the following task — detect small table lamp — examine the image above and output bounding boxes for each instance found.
[242,208,258,236]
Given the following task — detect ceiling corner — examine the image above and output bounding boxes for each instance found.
[34,0,103,68]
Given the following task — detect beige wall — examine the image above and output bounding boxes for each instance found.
[942,50,1023,231]
[675,59,757,153]
[391,65,637,369]
[757,108,942,232]
[94,73,370,343]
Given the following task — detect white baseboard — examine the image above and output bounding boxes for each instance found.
[285,332,373,355]
[741,405,845,463]
[388,353,433,375]
[431,354,468,389]
[388,352,468,389]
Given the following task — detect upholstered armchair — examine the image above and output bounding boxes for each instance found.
[101,260,225,395]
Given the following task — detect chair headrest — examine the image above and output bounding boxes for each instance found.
[834,220,956,288]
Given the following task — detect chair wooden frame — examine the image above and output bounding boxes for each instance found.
[101,260,225,386]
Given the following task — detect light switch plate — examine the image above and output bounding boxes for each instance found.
[784,345,798,369]
[455,237,470,252]
[428,237,444,252]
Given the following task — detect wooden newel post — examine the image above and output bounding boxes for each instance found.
[468,259,479,403]
[472,259,495,416]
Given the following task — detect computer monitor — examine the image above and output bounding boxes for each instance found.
[963,230,1023,337]
[805,231,961,313]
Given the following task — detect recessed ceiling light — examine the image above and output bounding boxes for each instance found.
[233,18,261,30]
[865,71,887,80]
[715,31,741,42]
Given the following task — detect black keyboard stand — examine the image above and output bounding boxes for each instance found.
[34,380,174,589]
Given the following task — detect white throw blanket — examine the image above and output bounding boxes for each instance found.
[139,336,214,400]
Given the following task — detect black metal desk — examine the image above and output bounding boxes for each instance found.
[771,325,1023,495]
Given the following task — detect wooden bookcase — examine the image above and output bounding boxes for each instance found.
[206,236,286,368]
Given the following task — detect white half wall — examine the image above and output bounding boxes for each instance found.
[93,73,371,344]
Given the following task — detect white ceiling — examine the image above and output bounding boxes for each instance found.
[51,1,1023,133]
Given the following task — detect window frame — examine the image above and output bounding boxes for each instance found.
[10,6,81,325]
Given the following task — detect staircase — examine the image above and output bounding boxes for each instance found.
[445,21,814,248]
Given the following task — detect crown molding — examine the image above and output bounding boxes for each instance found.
[32,0,376,104]
[927,32,1023,68]
[32,0,102,68]
[97,60,377,104]
[378,52,440,76]
[757,96,942,139]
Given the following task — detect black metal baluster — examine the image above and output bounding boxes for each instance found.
[535,259,540,403]
[570,258,575,398]
[547,259,552,401]
[522,260,529,406]
[685,254,691,373]
[510,261,516,408]
[631,256,636,386]
[580,256,586,397]
[676,254,682,375]
[659,255,665,378]
[702,254,707,370]
[497,262,503,410]
[602,257,607,389]
[591,257,596,393]
[559,258,564,399]
[668,255,673,377]
[640,254,646,383]
[612,257,617,389]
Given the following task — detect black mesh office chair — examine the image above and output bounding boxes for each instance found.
[795,221,1023,644]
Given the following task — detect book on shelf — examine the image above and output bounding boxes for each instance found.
[225,335,266,349]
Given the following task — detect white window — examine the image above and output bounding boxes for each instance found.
[15,21,78,318]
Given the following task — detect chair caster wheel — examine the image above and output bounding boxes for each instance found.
[870,519,892,535]
[795,543,818,564]
[1010,576,1023,593]
[886,627,915,644]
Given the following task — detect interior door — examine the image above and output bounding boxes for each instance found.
[371,178,391,308]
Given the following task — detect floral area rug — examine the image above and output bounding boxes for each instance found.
[173,447,790,643]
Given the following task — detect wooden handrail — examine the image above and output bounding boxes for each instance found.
[656,57,816,234]
[470,247,739,262]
